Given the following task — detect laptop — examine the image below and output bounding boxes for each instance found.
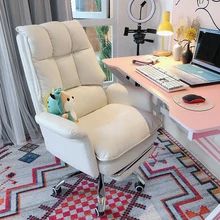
[175,28,220,87]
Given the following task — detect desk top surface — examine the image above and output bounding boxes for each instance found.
[103,56,220,137]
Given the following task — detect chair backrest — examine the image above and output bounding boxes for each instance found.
[16,21,106,114]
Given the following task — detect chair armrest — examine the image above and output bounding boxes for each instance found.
[106,83,153,112]
[35,112,86,139]
[36,112,99,178]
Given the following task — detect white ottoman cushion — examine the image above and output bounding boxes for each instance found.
[78,104,150,161]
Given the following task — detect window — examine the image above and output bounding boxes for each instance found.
[71,0,113,82]
[85,26,112,81]
[71,0,109,19]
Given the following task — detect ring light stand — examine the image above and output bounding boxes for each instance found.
[124,0,157,55]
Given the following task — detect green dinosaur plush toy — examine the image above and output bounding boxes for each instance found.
[47,88,63,116]
[46,88,78,122]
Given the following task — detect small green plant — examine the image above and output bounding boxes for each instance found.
[95,0,112,81]
[95,0,102,11]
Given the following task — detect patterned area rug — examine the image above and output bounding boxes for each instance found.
[0,129,220,220]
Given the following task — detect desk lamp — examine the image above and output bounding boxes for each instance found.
[153,11,174,56]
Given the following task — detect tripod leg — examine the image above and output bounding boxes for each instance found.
[137,43,140,55]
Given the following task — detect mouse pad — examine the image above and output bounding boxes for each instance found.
[173,94,214,111]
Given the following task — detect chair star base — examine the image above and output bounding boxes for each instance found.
[52,171,82,196]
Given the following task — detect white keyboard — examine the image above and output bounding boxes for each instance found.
[136,65,188,92]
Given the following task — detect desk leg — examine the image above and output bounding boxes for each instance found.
[153,98,167,127]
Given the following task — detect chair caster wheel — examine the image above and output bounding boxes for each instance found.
[52,186,62,196]
[135,181,145,192]
[95,207,105,217]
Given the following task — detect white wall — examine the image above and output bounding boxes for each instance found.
[112,0,173,57]
[172,0,220,30]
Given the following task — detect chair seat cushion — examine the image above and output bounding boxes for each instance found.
[78,104,150,161]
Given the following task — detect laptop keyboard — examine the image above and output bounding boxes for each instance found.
[176,64,220,81]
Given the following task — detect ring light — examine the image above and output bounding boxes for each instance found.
[124,0,157,55]
[128,0,156,24]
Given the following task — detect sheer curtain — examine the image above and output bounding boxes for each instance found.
[0,0,72,146]
[0,0,39,145]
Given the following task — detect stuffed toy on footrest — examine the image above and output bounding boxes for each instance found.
[46,88,78,122]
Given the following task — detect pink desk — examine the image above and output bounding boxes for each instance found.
[103,56,220,140]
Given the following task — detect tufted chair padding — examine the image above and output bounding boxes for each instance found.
[16,21,106,116]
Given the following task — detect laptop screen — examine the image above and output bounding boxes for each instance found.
[193,28,220,73]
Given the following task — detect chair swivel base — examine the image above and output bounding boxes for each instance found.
[51,171,82,196]
[51,169,149,216]
[95,171,148,216]
[52,186,62,196]
[95,173,106,216]
[135,181,145,192]
[95,197,106,217]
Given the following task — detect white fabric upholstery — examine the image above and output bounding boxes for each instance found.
[55,55,81,90]
[66,86,107,118]
[40,126,99,178]
[16,20,106,110]
[73,48,106,85]
[16,25,53,60]
[16,20,161,179]
[34,59,63,97]
[98,133,157,177]
[35,112,86,139]
[16,35,44,113]
[106,83,153,112]
[63,21,91,52]
[78,104,150,161]
[42,22,72,57]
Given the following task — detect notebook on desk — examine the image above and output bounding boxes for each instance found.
[175,28,220,87]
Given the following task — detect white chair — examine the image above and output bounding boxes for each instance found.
[16,20,161,216]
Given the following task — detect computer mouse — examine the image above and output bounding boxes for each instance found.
[182,94,206,104]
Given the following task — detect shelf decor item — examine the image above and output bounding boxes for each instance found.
[181,26,197,63]
[174,18,199,63]
[172,42,182,61]
[181,42,193,64]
